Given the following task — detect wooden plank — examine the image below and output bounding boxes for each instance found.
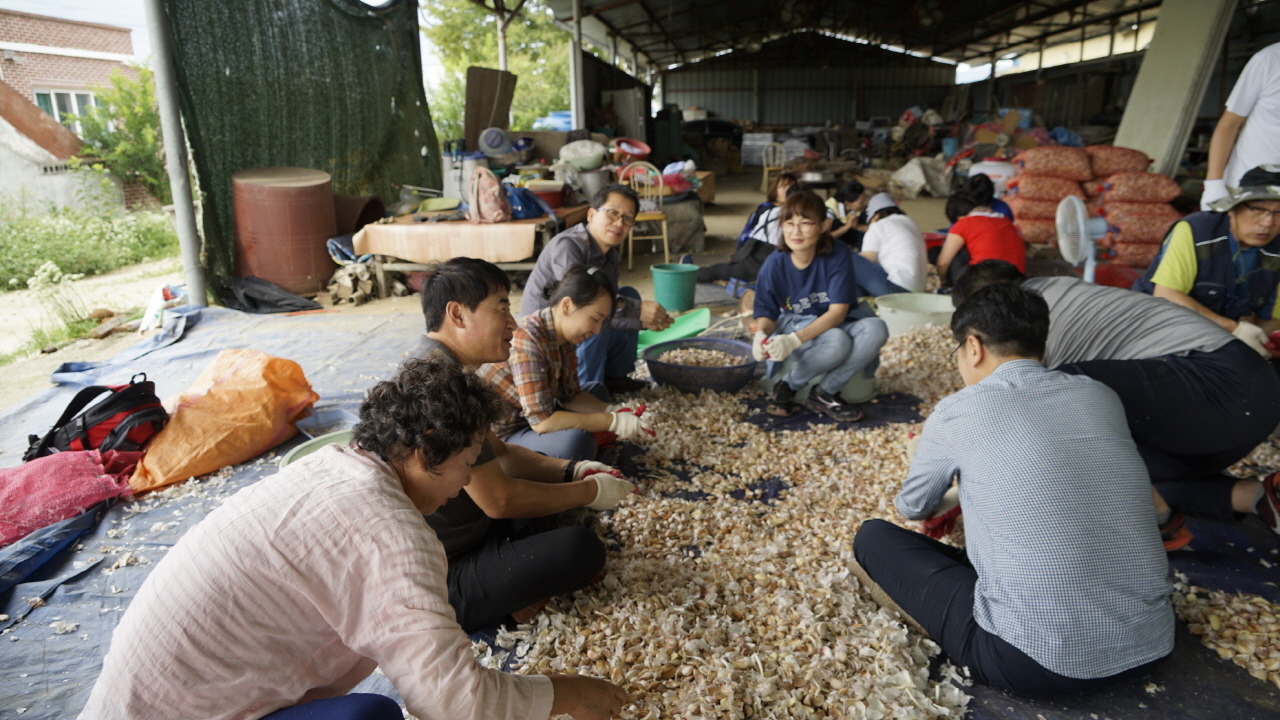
[464,66,517,152]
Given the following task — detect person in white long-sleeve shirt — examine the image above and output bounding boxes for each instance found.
[80,357,626,720]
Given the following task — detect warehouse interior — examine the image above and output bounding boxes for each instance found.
[7,0,1280,719]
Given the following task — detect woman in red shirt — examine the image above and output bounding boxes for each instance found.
[937,191,1026,287]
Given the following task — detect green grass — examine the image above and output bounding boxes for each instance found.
[0,205,180,291]
[0,317,102,367]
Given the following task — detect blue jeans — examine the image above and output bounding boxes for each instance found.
[576,286,641,387]
[772,313,889,394]
[852,253,910,297]
[262,694,401,720]
[504,425,598,462]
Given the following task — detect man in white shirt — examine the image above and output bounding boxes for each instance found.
[854,193,928,295]
[1203,41,1280,209]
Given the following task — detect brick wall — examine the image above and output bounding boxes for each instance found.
[0,10,135,103]
[0,10,132,54]
[123,180,161,211]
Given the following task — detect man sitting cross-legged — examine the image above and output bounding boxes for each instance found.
[853,283,1174,697]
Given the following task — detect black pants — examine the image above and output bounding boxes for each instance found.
[447,518,605,632]
[1058,339,1280,517]
[697,238,775,283]
[942,246,973,288]
[853,520,1167,697]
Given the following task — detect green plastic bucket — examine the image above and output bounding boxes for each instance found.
[651,264,698,312]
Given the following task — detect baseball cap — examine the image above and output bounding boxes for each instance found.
[865,192,899,218]
[1209,165,1280,212]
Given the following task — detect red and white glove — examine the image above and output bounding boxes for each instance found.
[764,332,802,361]
[610,410,655,440]
[752,330,769,361]
[573,461,621,483]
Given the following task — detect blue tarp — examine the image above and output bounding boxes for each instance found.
[3,304,1280,718]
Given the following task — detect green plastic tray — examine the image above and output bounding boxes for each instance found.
[636,307,711,358]
[278,430,353,470]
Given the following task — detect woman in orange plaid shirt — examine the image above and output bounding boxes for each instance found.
[479,265,655,461]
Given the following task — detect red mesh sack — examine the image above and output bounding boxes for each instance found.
[1100,201,1181,218]
[1107,215,1176,244]
[0,450,140,547]
[1014,218,1057,245]
[1012,146,1093,181]
[1085,145,1151,177]
[1114,242,1161,268]
[1099,172,1182,203]
[1005,175,1085,202]
[1006,196,1058,220]
[1083,181,1105,199]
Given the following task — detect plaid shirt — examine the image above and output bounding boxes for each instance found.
[897,360,1173,679]
[478,307,581,438]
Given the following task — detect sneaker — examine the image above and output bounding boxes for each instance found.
[805,388,865,422]
[604,376,649,395]
[1256,472,1280,541]
[766,382,801,417]
[1159,511,1193,552]
[680,253,694,265]
[848,558,930,638]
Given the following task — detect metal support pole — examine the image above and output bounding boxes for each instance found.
[143,0,206,306]
[570,0,585,129]
[498,22,508,71]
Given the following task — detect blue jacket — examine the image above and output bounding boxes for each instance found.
[1133,211,1280,321]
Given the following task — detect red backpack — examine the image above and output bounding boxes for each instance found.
[23,374,168,462]
[466,166,511,224]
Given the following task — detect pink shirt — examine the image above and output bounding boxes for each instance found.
[80,444,553,720]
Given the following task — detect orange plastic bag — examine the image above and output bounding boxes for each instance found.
[131,349,319,492]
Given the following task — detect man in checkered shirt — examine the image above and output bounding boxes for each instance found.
[853,283,1174,697]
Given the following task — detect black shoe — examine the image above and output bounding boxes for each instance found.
[680,253,694,264]
[604,376,649,395]
[805,389,865,422]
[766,382,802,417]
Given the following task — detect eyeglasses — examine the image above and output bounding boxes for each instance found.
[1240,203,1280,222]
[782,220,818,232]
[598,207,635,226]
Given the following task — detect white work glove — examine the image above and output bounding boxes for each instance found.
[1232,321,1272,357]
[763,332,802,362]
[751,330,769,361]
[609,411,655,440]
[588,473,636,510]
[573,460,617,482]
[1201,179,1230,211]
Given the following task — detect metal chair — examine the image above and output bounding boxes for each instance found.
[760,142,785,194]
[622,161,669,269]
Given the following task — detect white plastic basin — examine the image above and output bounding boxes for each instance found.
[876,293,955,337]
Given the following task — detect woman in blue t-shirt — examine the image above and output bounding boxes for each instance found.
[752,192,890,421]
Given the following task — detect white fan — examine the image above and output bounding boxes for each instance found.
[1055,195,1109,283]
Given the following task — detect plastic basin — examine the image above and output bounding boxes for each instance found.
[651,264,698,313]
[279,430,353,470]
[642,338,758,394]
[876,293,955,337]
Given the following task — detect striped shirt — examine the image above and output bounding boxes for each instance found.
[478,307,580,438]
[895,360,1173,679]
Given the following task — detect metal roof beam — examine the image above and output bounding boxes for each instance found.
[955,0,1161,62]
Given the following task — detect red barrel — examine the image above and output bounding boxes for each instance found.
[232,167,336,295]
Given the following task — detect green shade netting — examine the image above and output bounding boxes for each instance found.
[163,0,440,293]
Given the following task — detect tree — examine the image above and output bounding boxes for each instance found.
[420,0,571,143]
[72,65,171,206]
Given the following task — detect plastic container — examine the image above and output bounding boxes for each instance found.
[232,167,337,295]
[295,404,359,439]
[642,338,757,394]
[612,138,651,162]
[968,160,1016,196]
[579,168,610,199]
[876,293,956,337]
[533,190,563,209]
[278,429,353,469]
[651,264,698,313]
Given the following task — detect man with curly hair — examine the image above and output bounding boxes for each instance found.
[410,258,635,632]
[82,357,627,720]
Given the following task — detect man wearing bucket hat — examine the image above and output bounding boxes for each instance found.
[523,184,673,397]
[1133,165,1280,355]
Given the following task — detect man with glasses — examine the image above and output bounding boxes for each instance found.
[1134,165,1280,353]
[523,184,673,397]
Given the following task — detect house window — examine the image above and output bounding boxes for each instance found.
[33,90,98,134]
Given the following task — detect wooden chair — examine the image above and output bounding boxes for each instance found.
[760,142,785,194]
[622,161,668,270]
